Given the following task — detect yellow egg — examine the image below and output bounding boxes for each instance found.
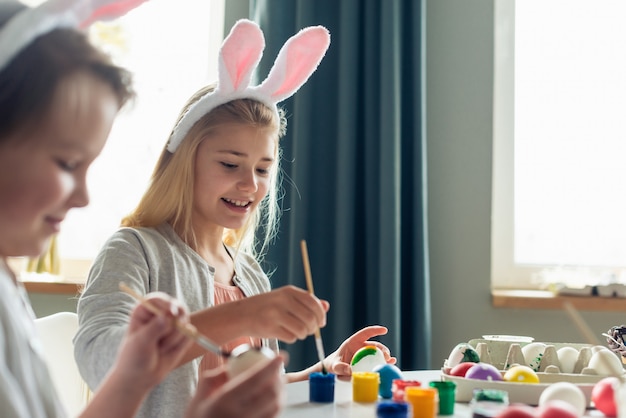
[503,365,540,384]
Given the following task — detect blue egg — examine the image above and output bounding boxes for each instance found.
[373,363,403,399]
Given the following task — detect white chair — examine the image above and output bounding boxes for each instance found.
[34,312,90,416]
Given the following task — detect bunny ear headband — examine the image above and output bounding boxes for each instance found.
[0,0,149,73]
[167,19,331,153]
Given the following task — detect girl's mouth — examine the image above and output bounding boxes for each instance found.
[222,198,251,208]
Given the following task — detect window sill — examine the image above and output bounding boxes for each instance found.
[20,278,83,295]
[492,289,626,312]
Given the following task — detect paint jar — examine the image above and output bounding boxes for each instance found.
[405,386,438,418]
[428,380,456,415]
[352,371,380,403]
[392,379,422,402]
[377,400,410,418]
[309,372,335,403]
[469,389,509,418]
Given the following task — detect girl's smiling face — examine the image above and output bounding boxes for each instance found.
[192,123,277,233]
[0,72,119,258]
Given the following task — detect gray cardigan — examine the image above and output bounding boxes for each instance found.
[73,223,278,418]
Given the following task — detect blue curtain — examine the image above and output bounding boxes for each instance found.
[250,0,430,371]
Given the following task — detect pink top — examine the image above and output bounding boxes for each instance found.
[198,281,262,373]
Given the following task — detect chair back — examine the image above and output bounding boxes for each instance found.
[34,312,90,416]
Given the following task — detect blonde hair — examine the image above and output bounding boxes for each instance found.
[122,84,287,261]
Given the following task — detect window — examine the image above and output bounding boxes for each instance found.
[17,0,225,281]
[492,0,626,290]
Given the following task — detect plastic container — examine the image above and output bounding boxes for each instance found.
[405,386,438,418]
[309,372,335,403]
[429,380,456,415]
[377,400,410,418]
[392,379,422,402]
[352,371,380,403]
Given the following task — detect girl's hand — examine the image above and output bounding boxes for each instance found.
[185,352,287,418]
[112,292,193,390]
[240,285,329,343]
[324,325,397,381]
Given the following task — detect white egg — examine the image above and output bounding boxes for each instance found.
[557,346,580,374]
[588,349,624,376]
[539,381,586,416]
[227,344,276,378]
[521,342,547,372]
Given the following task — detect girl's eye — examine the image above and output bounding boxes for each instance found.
[221,162,237,169]
[257,168,270,175]
[57,159,79,172]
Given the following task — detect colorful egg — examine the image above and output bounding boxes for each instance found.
[465,363,503,381]
[373,364,403,399]
[351,345,387,372]
[591,376,620,417]
[538,382,586,417]
[446,343,480,368]
[449,361,476,377]
[503,365,539,384]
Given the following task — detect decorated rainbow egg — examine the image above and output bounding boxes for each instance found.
[351,345,387,372]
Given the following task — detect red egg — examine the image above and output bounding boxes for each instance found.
[538,400,579,418]
[465,363,503,381]
[449,361,477,377]
[592,376,620,417]
[495,404,536,418]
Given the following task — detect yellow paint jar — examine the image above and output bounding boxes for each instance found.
[352,371,380,403]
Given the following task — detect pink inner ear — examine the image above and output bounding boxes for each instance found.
[271,33,327,99]
[81,0,149,28]
[220,22,265,90]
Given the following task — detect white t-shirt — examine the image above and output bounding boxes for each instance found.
[0,262,67,417]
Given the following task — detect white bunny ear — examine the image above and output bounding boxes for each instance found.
[256,25,330,103]
[167,20,331,153]
[217,19,265,94]
[0,0,151,72]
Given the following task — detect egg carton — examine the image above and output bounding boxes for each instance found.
[441,337,626,405]
[463,338,624,376]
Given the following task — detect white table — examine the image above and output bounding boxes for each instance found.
[279,370,607,418]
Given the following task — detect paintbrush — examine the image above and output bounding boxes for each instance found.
[119,282,229,358]
[300,240,328,375]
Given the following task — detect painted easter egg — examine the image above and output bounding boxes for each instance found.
[449,361,477,377]
[592,376,620,417]
[446,343,480,368]
[538,382,586,417]
[373,363,403,399]
[351,345,387,372]
[521,342,547,372]
[503,365,539,384]
[227,344,276,378]
[465,363,503,381]
[537,400,578,418]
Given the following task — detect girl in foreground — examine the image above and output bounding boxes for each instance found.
[0,1,285,417]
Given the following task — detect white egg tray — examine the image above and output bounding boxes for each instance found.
[441,337,626,406]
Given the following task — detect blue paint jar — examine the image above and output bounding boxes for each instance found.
[377,400,410,418]
[309,372,335,403]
